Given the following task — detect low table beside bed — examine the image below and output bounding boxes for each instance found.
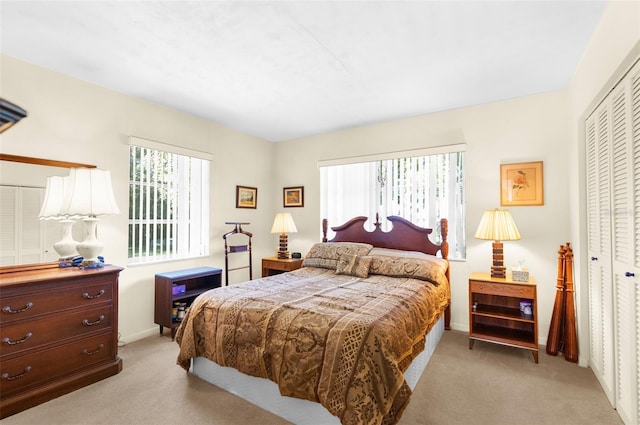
[175,215,450,425]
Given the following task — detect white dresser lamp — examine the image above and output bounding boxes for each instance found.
[38,175,79,260]
[474,208,521,278]
[271,213,297,259]
[60,168,120,268]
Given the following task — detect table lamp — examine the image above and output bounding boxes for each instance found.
[38,175,79,260]
[474,208,521,278]
[271,213,297,259]
[60,168,120,267]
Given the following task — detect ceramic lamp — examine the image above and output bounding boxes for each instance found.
[38,175,78,259]
[60,168,120,267]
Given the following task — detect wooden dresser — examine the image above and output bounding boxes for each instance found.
[0,264,123,418]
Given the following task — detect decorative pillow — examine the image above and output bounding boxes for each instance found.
[368,255,448,285]
[336,254,372,278]
[368,248,448,272]
[302,242,373,270]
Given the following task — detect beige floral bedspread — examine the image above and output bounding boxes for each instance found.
[175,266,449,425]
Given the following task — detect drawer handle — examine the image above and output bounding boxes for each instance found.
[82,344,104,356]
[626,272,636,277]
[83,289,105,299]
[2,302,33,314]
[2,366,32,381]
[82,315,105,326]
[2,332,33,345]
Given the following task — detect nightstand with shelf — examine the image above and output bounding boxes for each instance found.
[262,256,303,277]
[154,267,222,339]
[469,272,538,363]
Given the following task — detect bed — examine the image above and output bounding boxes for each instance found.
[175,215,450,425]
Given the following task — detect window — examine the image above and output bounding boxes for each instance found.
[128,138,210,264]
[320,149,465,259]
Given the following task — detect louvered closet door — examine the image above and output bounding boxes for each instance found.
[586,99,616,404]
[586,58,640,425]
[610,60,640,425]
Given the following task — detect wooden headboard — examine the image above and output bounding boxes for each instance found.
[322,214,449,260]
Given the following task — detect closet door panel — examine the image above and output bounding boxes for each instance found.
[611,60,640,425]
[586,102,616,401]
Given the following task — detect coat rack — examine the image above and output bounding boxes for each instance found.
[546,242,578,362]
[223,222,252,285]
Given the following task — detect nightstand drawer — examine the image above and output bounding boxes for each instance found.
[266,261,293,272]
[262,257,303,277]
[470,280,535,298]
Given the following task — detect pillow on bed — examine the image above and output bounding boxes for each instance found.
[368,255,447,285]
[336,254,372,278]
[368,247,448,271]
[302,242,373,270]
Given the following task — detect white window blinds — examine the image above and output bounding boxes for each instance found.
[320,149,465,259]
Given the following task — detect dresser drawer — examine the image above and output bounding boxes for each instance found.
[0,333,114,397]
[1,280,113,324]
[1,305,113,357]
[469,280,535,298]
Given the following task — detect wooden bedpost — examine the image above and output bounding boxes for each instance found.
[563,244,578,363]
[322,219,328,242]
[440,218,451,330]
[546,244,567,356]
[440,218,449,260]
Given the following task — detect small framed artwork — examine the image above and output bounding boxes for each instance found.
[500,161,544,206]
[283,186,304,208]
[236,185,257,209]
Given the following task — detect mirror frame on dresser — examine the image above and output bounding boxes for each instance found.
[0,153,96,273]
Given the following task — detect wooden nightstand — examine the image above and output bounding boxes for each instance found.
[262,256,303,277]
[469,272,538,363]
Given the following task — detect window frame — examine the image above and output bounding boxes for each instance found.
[319,145,466,260]
[127,137,211,265]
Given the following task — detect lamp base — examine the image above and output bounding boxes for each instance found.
[277,233,290,259]
[76,217,105,267]
[53,219,78,259]
[490,266,506,278]
[277,250,290,259]
[491,240,506,278]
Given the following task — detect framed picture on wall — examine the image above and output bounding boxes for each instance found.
[283,186,304,208]
[500,161,544,206]
[236,185,257,209]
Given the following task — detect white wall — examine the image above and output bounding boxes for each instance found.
[568,0,640,366]
[0,54,278,342]
[275,90,573,346]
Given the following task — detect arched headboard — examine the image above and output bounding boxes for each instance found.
[322,214,449,260]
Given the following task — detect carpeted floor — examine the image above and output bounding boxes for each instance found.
[1,330,623,425]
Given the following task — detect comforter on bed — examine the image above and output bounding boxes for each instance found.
[176,260,449,425]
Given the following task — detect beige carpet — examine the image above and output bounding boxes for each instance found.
[1,330,623,425]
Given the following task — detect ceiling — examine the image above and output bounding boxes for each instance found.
[0,1,606,142]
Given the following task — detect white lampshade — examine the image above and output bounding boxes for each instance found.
[61,168,120,217]
[60,168,120,267]
[39,176,79,259]
[271,213,298,235]
[39,176,70,219]
[474,208,521,241]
